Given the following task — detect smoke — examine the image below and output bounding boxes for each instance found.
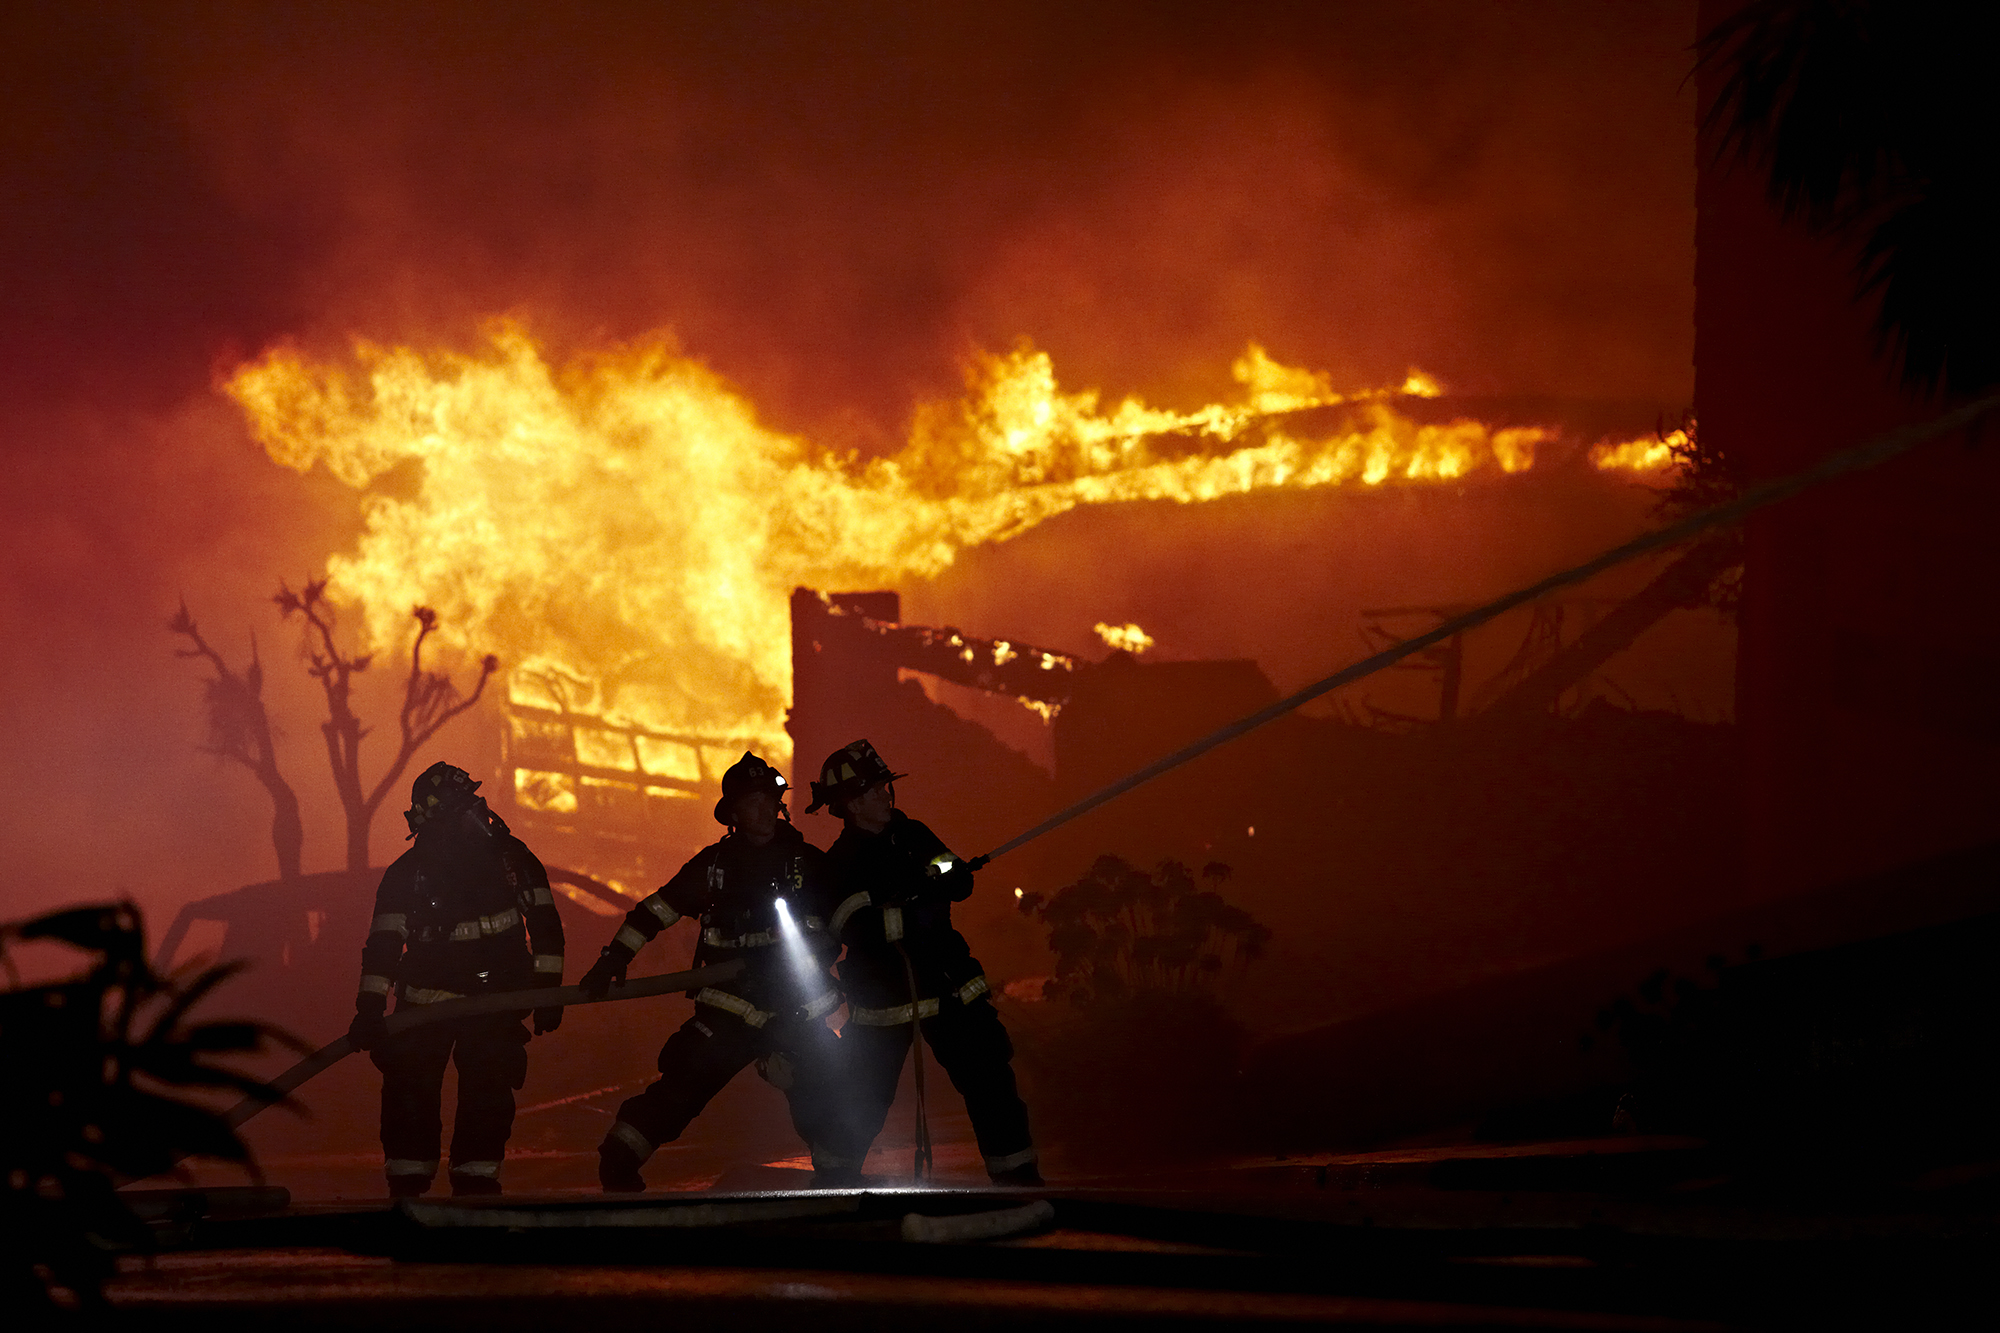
[0,1,1695,923]
[141,0,1696,430]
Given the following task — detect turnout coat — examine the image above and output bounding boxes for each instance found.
[826,810,989,1021]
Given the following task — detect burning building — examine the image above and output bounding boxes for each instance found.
[158,327,1708,1068]
[218,331,1684,875]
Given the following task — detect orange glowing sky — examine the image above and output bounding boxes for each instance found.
[0,1,1697,922]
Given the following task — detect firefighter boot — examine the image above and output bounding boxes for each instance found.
[989,1161,1044,1187]
[598,1138,646,1193]
[386,1171,433,1199]
[810,1166,865,1190]
[450,1165,504,1197]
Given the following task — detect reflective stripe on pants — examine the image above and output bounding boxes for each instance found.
[607,1005,867,1171]
[838,987,1033,1171]
[608,1120,655,1162]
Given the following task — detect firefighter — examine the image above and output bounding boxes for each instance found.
[345,762,566,1198]
[580,752,860,1191]
[810,739,1041,1186]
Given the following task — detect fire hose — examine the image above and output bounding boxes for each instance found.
[225,394,1997,1153]
[225,960,744,1129]
[966,391,2000,871]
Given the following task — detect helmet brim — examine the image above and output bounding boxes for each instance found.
[804,771,907,815]
[715,785,789,825]
[404,770,483,836]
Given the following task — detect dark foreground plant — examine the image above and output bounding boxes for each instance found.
[0,902,294,1318]
[1595,908,2000,1181]
[1701,2,2000,397]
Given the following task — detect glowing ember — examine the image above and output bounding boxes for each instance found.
[1093,622,1156,655]
[1400,369,1444,398]
[1591,428,1685,472]
[225,323,1663,767]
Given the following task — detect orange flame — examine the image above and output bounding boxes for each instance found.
[1590,428,1685,473]
[224,323,1643,766]
[1093,622,1155,655]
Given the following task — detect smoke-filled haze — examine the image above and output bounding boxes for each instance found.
[0,0,1695,923]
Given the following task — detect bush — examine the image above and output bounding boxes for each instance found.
[1012,857,1269,1170]
[0,903,291,1317]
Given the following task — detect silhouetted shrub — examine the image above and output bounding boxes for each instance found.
[1018,855,1270,1008]
[1011,858,1271,1169]
[0,903,292,1317]
[1599,912,2000,1181]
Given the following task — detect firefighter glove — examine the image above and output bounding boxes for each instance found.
[936,862,976,902]
[532,1004,564,1036]
[347,1008,388,1051]
[579,949,626,1000]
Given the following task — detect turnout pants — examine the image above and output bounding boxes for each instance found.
[606,1002,864,1171]
[372,1012,530,1185]
[844,994,1035,1175]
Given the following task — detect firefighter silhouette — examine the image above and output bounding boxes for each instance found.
[347,762,566,1198]
[811,739,1040,1185]
[580,753,863,1190]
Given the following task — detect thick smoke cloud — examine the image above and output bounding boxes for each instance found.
[0,1,1694,923]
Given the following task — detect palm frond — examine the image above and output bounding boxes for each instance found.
[1699,2,1998,396]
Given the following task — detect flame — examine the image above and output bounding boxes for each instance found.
[1400,368,1444,398]
[1094,622,1155,655]
[225,323,1608,767]
[1591,429,1685,472]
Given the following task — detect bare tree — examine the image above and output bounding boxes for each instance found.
[275,578,500,871]
[169,603,305,882]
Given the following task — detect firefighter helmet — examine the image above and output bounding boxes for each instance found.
[404,761,483,837]
[805,738,906,815]
[714,751,789,825]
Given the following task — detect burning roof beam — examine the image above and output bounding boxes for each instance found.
[806,591,1077,708]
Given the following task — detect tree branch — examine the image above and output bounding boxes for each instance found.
[169,601,304,881]
[360,606,500,819]
[277,587,498,870]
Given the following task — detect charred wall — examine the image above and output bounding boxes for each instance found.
[786,589,1057,876]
